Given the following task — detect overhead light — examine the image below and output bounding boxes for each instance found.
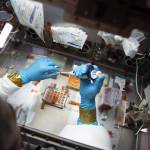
[0,23,13,49]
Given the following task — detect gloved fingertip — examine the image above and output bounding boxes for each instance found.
[95,73,106,83]
[46,66,60,72]
[74,70,81,78]
[54,67,60,71]
[43,72,58,79]
[93,65,100,71]
[100,73,107,79]
[50,73,59,79]
[54,65,60,68]
[55,71,60,75]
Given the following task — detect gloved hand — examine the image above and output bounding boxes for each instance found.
[74,64,105,124]
[73,64,89,78]
[80,75,105,109]
[19,57,59,84]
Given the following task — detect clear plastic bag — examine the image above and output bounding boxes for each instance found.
[99,87,122,110]
[10,0,44,40]
[97,30,124,47]
[122,29,145,58]
[51,26,88,49]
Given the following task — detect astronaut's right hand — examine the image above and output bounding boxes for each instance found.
[19,56,59,84]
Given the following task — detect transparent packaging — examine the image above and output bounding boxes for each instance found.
[10,0,44,40]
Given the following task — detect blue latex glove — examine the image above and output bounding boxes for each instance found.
[80,74,105,109]
[74,64,89,78]
[19,57,59,84]
[74,64,105,124]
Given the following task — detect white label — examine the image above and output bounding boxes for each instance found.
[51,26,88,49]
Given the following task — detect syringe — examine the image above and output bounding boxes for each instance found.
[59,71,74,76]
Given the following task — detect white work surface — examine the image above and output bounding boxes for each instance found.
[7,75,113,150]
[28,100,79,134]
[7,75,80,134]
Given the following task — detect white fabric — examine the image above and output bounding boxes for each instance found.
[0,75,38,125]
[7,82,43,125]
[0,74,19,101]
[59,125,112,150]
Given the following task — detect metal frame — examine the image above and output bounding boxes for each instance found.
[19,125,103,150]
